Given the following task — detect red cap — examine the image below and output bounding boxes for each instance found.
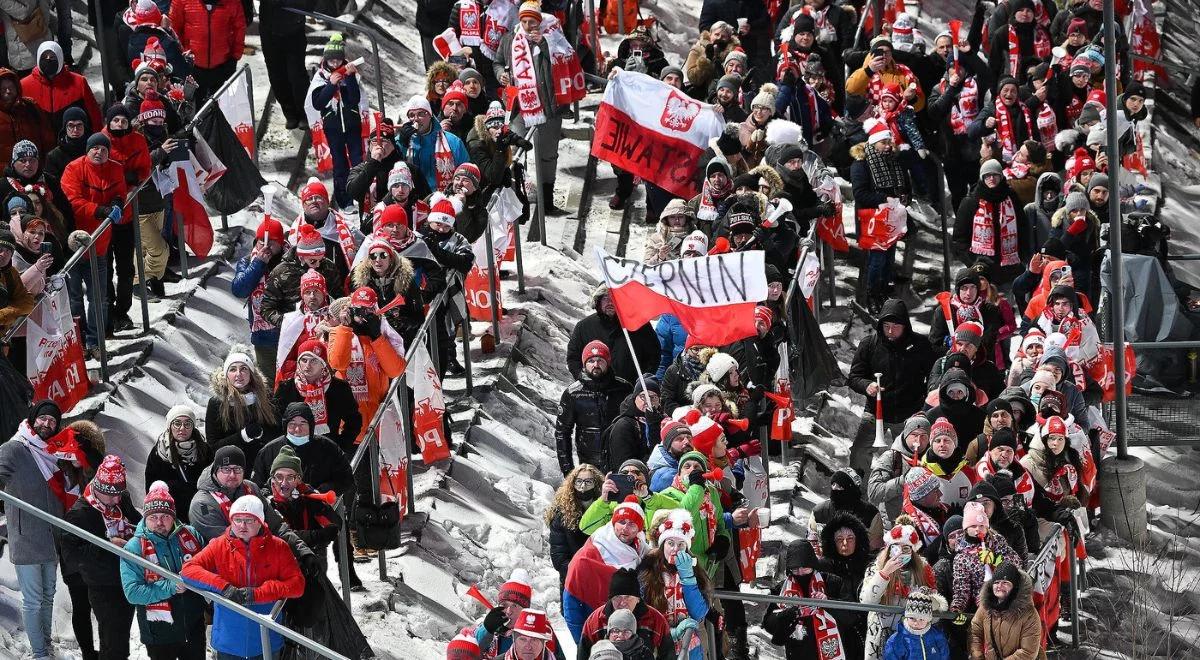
[256,217,284,244]
[133,0,162,26]
[511,609,552,641]
[300,177,329,202]
[1042,415,1067,437]
[581,340,611,364]
[497,568,533,608]
[446,633,482,659]
[376,204,409,230]
[297,338,328,364]
[300,268,326,296]
[350,286,379,309]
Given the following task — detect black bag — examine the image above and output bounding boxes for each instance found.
[353,492,401,551]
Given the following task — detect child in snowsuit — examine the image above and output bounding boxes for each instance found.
[884,587,951,660]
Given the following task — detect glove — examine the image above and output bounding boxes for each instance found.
[751,129,766,144]
[675,550,697,584]
[299,552,323,578]
[483,605,509,634]
[671,617,699,641]
[1067,215,1089,236]
[706,534,730,561]
[94,205,113,221]
[243,423,262,442]
[917,149,929,159]
[397,122,418,142]
[353,311,382,339]
[978,547,1003,567]
[221,585,253,605]
[953,612,970,626]
[513,136,534,151]
[687,470,707,488]
[727,439,762,462]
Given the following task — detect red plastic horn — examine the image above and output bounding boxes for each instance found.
[466,584,494,609]
[304,490,338,505]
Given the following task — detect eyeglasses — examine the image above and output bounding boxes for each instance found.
[369,252,390,260]
[217,466,244,475]
[619,469,643,478]
[574,478,596,489]
[273,474,299,484]
[170,419,194,430]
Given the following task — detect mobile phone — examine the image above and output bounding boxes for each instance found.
[40,241,52,255]
[610,474,637,500]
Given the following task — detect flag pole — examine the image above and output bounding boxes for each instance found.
[621,325,654,405]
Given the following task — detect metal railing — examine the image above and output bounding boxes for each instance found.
[0,489,349,660]
[284,8,386,119]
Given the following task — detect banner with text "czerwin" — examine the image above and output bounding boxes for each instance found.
[595,247,768,347]
[590,70,726,199]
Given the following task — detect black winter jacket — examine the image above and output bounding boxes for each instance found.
[554,373,632,475]
[260,251,346,327]
[847,299,936,423]
[603,392,666,473]
[273,377,363,454]
[204,397,282,470]
[61,493,143,587]
[250,435,355,497]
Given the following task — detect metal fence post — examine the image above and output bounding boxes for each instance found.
[369,434,388,581]
[617,0,625,35]
[1068,538,1081,647]
[283,9,386,118]
[260,599,286,659]
[397,374,417,517]
[130,197,151,332]
[460,291,474,396]
[513,204,526,295]
[483,199,502,339]
[247,67,259,167]
[429,316,441,377]
[176,205,189,279]
[535,128,547,247]
[88,243,109,382]
[338,499,353,608]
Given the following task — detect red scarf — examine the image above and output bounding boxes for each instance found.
[457,0,482,45]
[994,97,1033,162]
[511,31,546,127]
[294,368,332,431]
[210,482,254,522]
[696,177,731,222]
[877,102,910,148]
[344,334,371,403]
[250,278,272,332]
[970,196,1020,267]
[83,483,134,540]
[1007,23,1051,78]
[140,527,203,623]
[1043,462,1080,502]
[942,76,979,135]
[975,458,1035,504]
[780,572,847,659]
[901,497,943,545]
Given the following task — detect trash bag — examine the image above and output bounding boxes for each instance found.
[280,572,375,659]
[194,109,266,215]
[786,291,844,400]
[0,357,33,438]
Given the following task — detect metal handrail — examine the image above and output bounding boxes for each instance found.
[283,8,386,119]
[711,589,960,620]
[0,489,350,660]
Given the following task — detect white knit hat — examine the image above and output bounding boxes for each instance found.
[229,494,265,524]
[404,94,432,117]
[166,404,196,426]
[705,353,739,383]
[680,230,708,256]
[656,508,696,548]
[223,351,253,374]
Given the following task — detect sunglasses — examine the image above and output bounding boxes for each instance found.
[369,252,390,260]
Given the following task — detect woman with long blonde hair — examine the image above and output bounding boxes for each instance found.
[545,464,605,587]
[860,515,937,660]
[204,346,279,467]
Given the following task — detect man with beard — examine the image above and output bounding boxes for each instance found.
[929,269,1003,357]
[566,284,660,385]
[953,160,1026,284]
[563,502,649,640]
[260,224,345,330]
[294,178,363,281]
[438,81,474,140]
[763,540,849,660]
[555,340,633,476]
[396,95,469,200]
[648,420,695,493]
[848,299,935,476]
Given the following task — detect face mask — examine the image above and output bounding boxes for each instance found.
[144,124,167,139]
[109,126,131,137]
[38,59,58,79]
[1030,391,1042,406]
[286,433,310,446]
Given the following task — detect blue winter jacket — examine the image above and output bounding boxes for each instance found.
[883,622,951,660]
[655,314,688,380]
[231,255,279,347]
[648,444,680,493]
[121,520,207,646]
[395,123,469,192]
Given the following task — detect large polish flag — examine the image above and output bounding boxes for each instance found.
[596,247,768,347]
[591,70,725,199]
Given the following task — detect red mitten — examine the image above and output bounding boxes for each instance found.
[1066,215,1089,236]
[728,440,762,462]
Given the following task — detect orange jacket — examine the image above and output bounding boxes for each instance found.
[327,325,407,439]
[60,155,130,255]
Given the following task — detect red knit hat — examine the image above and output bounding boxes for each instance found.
[611,495,645,531]
[93,454,128,495]
[295,224,326,258]
[133,0,162,26]
[954,321,984,348]
[297,338,328,365]
[930,416,957,443]
[754,305,774,328]
[1066,17,1087,35]
[376,204,409,230]
[581,340,611,364]
[453,162,481,187]
[300,268,326,296]
[1041,415,1067,437]
[685,409,723,457]
[300,177,329,202]
[427,193,462,227]
[256,217,284,244]
[442,80,469,108]
[864,117,892,145]
[497,568,533,608]
[137,90,167,124]
[143,480,176,518]
[446,633,482,660]
[880,82,903,105]
[512,609,552,641]
[350,286,378,309]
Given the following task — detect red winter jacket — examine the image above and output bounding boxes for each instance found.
[103,129,153,187]
[169,0,247,70]
[19,68,103,135]
[60,155,130,255]
[0,69,56,164]
[180,527,304,657]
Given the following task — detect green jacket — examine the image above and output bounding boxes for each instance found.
[660,483,729,577]
[579,492,679,536]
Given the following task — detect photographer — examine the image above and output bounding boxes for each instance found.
[466,101,533,196]
[327,286,407,445]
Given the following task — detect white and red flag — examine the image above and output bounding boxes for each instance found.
[216,71,255,159]
[591,70,725,199]
[407,342,451,464]
[27,286,88,412]
[376,389,410,515]
[595,247,768,347]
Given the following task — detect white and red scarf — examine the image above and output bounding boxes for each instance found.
[975,458,1036,505]
[83,482,134,540]
[697,177,732,222]
[14,421,83,509]
[780,572,846,659]
[511,30,546,127]
[970,196,1020,267]
[543,16,585,108]
[480,0,515,59]
[1007,23,1051,78]
[994,97,1034,162]
[1043,462,1079,502]
[345,336,369,403]
[663,571,704,653]
[901,496,944,545]
[456,0,482,45]
[942,76,979,135]
[249,274,273,333]
[140,527,203,622]
[210,483,254,522]
[294,368,332,433]
[877,101,911,148]
[409,129,459,193]
[672,476,718,544]
[866,64,916,107]
[1035,102,1058,152]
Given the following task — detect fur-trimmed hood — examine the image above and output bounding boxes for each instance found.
[978,570,1036,616]
[1049,205,1099,230]
[67,420,106,457]
[425,61,459,97]
[471,114,497,149]
[850,142,869,160]
[749,163,784,199]
[350,241,416,293]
